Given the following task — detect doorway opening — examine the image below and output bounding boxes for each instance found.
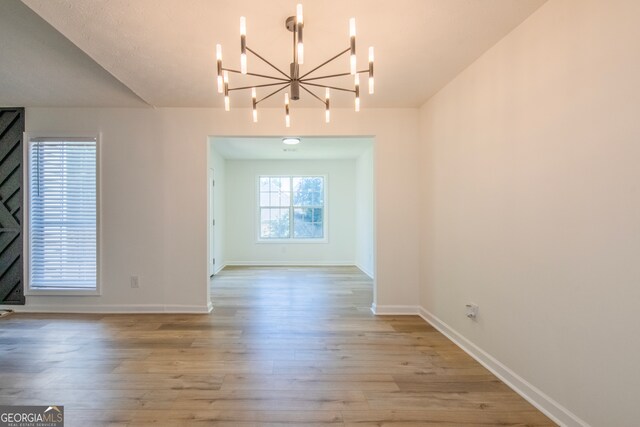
[206,136,376,304]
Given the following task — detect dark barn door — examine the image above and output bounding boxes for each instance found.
[0,108,25,305]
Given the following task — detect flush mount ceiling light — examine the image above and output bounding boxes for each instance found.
[215,4,375,127]
[282,137,301,145]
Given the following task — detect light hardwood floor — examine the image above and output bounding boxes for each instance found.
[0,266,554,426]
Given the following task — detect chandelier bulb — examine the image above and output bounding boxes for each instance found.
[240,17,247,74]
[223,70,229,111]
[285,93,290,127]
[296,4,303,25]
[368,47,374,94]
[217,76,223,94]
[355,74,360,112]
[216,44,223,93]
[325,88,330,123]
[252,88,257,122]
[296,4,304,64]
[349,18,356,75]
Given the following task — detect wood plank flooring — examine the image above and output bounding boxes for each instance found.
[0,266,554,426]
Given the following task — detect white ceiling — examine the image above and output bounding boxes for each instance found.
[213,136,373,160]
[0,0,146,107]
[2,0,546,108]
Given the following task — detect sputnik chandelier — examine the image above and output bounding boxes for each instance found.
[215,4,374,126]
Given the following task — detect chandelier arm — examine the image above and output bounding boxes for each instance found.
[256,83,291,104]
[301,72,352,82]
[299,69,371,84]
[299,48,350,80]
[246,47,291,79]
[245,72,289,82]
[229,81,292,92]
[223,68,290,82]
[302,82,356,93]
[299,84,327,105]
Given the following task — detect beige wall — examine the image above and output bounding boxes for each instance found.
[14,107,420,312]
[419,0,640,425]
[355,146,375,277]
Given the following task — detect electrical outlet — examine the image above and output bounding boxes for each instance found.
[465,303,478,320]
[130,276,140,289]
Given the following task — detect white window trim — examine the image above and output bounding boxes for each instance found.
[255,174,329,244]
[23,132,102,296]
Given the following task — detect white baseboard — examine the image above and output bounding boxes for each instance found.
[370,303,419,315]
[369,304,587,426]
[225,261,355,266]
[417,307,588,427]
[213,263,227,275]
[7,304,213,314]
[356,263,374,279]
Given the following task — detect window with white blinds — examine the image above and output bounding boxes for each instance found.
[28,138,98,291]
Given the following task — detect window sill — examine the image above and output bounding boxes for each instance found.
[256,238,328,244]
[25,288,101,297]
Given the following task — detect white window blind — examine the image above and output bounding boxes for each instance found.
[28,138,97,290]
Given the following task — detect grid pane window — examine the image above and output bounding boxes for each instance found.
[260,208,290,239]
[259,176,324,240]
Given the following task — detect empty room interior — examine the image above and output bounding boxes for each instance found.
[0,0,638,426]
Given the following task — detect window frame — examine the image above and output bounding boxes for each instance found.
[256,174,328,244]
[23,133,101,296]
